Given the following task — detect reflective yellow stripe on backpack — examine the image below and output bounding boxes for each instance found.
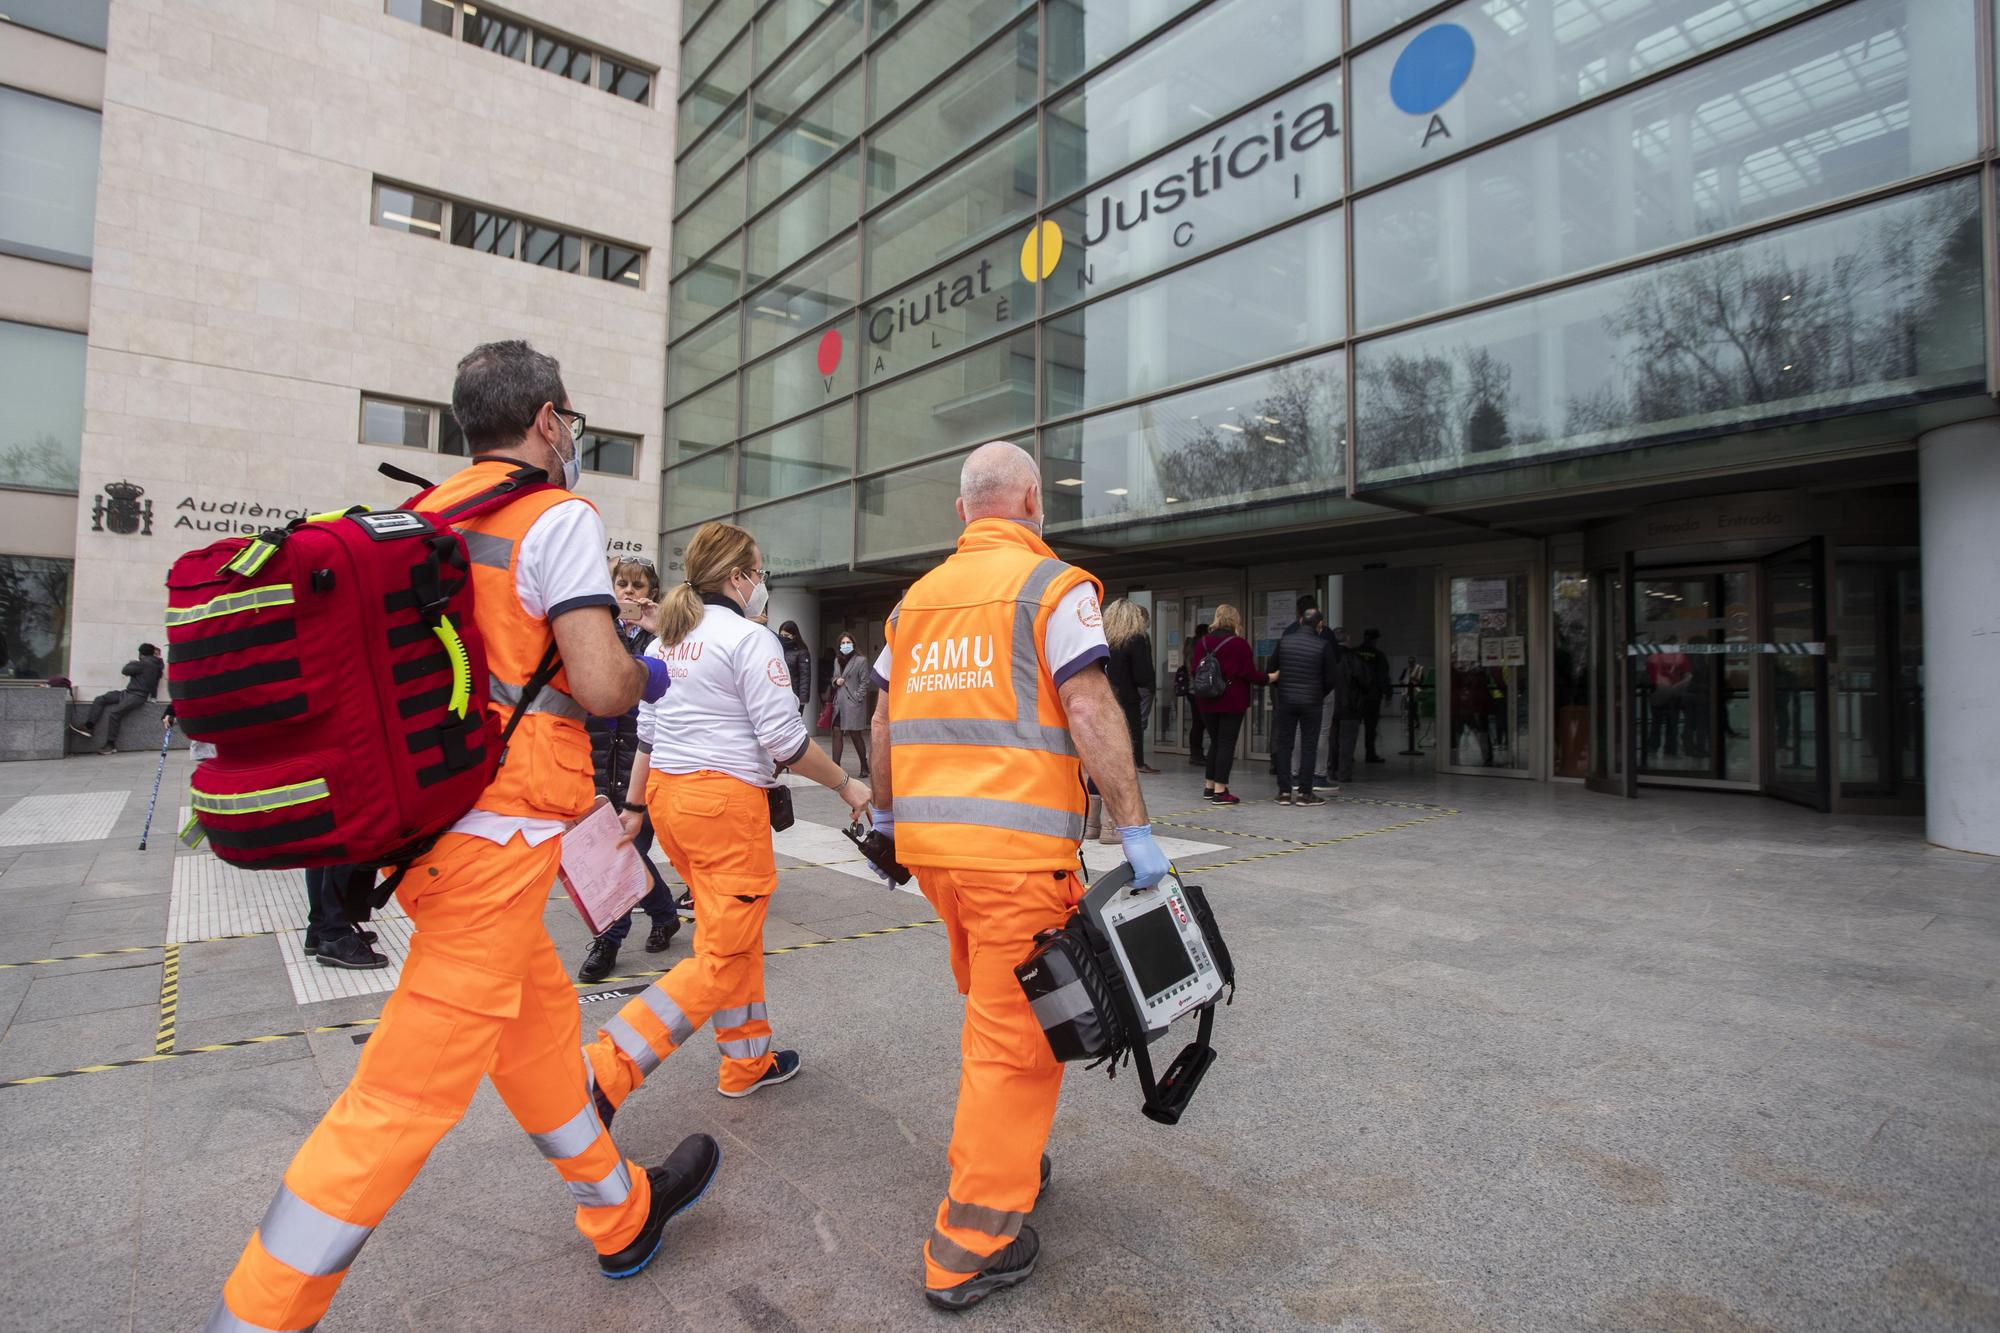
[190,778,330,815]
[165,584,295,626]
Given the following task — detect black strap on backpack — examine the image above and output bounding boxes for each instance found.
[343,463,572,918]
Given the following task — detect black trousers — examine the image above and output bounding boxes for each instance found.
[1203,711,1245,786]
[303,866,364,943]
[1187,702,1208,759]
[1118,691,1144,766]
[1361,703,1383,759]
[1270,699,1324,794]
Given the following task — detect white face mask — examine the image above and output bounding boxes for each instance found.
[742,572,769,619]
[555,414,581,490]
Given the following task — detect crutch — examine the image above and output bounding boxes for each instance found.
[138,713,174,851]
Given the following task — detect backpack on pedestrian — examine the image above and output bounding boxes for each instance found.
[1189,638,1229,700]
[164,463,565,902]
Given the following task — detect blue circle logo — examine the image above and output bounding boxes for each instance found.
[1390,23,1475,116]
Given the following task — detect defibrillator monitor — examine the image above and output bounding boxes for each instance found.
[1083,866,1224,1038]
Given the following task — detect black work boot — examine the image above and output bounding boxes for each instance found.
[645,915,679,953]
[316,933,388,970]
[577,937,620,984]
[597,1133,722,1279]
[925,1225,1040,1312]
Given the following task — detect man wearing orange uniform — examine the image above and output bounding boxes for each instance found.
[206,342,718,1332]
[867,441,1169,1311]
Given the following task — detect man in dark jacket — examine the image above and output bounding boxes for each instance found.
[1268,597,1337,805]
[778,620,811,716]
[1329,626,1371,785]
[1352,628,1393,762]
[577,564,682,983]
[73,643,163,754]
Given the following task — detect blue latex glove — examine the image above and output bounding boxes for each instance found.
[641,657,670,703]
[865,807,897,886]
[1117,824,1170,888]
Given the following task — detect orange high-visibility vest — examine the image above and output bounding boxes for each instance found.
[423,459,598,821]
[886,518,1102,871]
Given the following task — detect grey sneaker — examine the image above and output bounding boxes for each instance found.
[925,1225,1039,1312]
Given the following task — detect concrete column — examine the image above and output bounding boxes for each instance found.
[768,584,824,720]
[1918,419,2000,855]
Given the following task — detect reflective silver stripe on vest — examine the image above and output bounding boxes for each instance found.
[1011,558,1069,740]
[461,530,515,571]
[489,677,587,722]
[889,717,1076,757]
[718,1034,772,1060]
[604,1014,660,1075]
[640,987,694,1047]
[945,1196,1027,1240]
[896,796,1084,841]
[566,1156,634,1209]
[1027,979,1095,1031]
[528,1103,603,1162]
[202,1299,308,1332]
[255,1185,372,1278]
[713,1001,767,1031]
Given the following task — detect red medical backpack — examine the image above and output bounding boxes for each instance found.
[165,465,559,877]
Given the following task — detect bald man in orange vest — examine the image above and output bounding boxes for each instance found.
[206,343,717,1332]
[867,441,1170,1311]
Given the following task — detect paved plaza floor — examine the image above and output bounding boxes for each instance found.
[1,749,1996,1331]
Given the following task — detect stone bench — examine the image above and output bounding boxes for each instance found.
[62,698,188,756]
[0,691,192,761]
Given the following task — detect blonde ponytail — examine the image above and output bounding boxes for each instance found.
[657,521,758,647]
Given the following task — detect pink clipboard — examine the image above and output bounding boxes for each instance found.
[557,797,650,937]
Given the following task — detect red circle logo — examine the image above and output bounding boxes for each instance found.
[766,658,791,687]
[815,328,843,377]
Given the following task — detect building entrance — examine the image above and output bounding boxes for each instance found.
[1593,536,1836,810]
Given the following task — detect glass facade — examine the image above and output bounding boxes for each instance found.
[662,0,1992,576]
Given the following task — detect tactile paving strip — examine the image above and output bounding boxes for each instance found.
[167,852,408,942]
[0,791,128,846]
[276,914,411,1004]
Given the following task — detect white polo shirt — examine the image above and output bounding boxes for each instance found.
[639,600,810,789]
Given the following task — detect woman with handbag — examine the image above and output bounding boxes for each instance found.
[584,521,871,1115]
[827,633,872,777]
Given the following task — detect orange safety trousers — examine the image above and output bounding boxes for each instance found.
[587,770,779,1103]
[915,864,1075,1290]
[208,833,651,1333]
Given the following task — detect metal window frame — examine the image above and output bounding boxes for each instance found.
[424,0,658,105]
[357,393,442,451]
[371,176,650,289]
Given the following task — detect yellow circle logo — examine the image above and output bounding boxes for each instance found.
[1019,219,1063,283]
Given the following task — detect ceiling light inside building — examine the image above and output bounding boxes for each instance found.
[1106,487,1129,496]
[1217,422,1243,433]
[1263,434,1286,444]
[1056,477,1084,486]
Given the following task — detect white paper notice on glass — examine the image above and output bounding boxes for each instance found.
[558,797,649,937]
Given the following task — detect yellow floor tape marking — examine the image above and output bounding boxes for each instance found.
[5,796,1460,1087]
[155,943,179,1055]
[0,918,943,1087]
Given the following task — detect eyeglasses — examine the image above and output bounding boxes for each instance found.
[555,408,587,440]
[743,567,768,584]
